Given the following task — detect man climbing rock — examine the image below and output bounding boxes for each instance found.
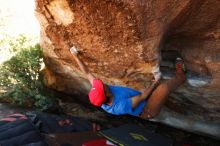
[70,47,186,119]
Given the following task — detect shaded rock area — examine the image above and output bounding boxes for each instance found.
[35,0,220,137]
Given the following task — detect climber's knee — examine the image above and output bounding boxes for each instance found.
[140,108,159,119]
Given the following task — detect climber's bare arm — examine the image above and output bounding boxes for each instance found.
[70,47,95,85]
[131,80,160,108]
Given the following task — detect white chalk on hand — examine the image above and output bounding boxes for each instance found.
[152,66,162,81]
[70,46,78,54]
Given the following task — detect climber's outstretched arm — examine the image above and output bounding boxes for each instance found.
[131,80,160,108]
[70,47,95,85]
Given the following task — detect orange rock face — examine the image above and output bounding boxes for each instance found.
[35,0,220,136]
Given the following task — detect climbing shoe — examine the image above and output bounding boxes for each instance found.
[175,57,186,81]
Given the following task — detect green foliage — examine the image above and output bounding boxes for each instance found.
[0,35,55,111]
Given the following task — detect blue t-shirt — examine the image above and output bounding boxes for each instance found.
[101,85,147,116]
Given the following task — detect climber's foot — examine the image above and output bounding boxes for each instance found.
[175,57,186,81]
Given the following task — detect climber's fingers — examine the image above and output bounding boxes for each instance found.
[70,46,79,55]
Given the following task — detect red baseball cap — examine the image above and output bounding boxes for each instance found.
[89,80,106,106]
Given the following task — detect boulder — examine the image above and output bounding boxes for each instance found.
[35,0,220,138]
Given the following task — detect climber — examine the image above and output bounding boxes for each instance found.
[70,46,186,119]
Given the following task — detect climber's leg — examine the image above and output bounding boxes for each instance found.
[140,58,186,119]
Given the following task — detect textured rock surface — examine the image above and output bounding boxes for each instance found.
[35,0,220,137]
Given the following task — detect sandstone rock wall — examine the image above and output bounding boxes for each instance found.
[35,0,220,137]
